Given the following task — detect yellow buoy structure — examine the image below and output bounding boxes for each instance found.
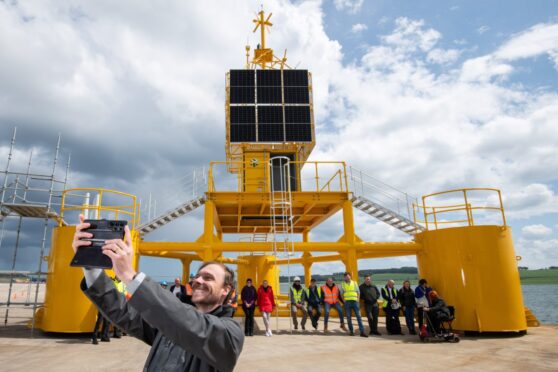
[36,10,532,333]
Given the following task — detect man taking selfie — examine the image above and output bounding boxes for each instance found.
[73,215,244,372]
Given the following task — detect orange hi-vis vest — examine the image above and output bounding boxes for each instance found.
[322,284,340,304]
[229,289,238,309]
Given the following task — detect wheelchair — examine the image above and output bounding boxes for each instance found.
[419,305,460,343]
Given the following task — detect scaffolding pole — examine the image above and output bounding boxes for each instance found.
[0,128,69,335]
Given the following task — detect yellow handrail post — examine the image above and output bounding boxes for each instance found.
[342,162,349,193]
[422,196,428,230]
[497,190,507,226]
[462,189,473,226]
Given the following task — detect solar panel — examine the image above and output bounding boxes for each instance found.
[230,106,256,124]
[283,70,308,86]
[257,87,282,104]
[230,124,256,142]
[284,106,310,124]
[259,124,284,142]
[285,124,312,141]
[230,87,255,104]
[258,106,283,124]
[257,70,281,86]
[230,70,255,86]
[228,69,312,143]
[284,87,309,104]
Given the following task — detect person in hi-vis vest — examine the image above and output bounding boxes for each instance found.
[340,272,367,337]
[382,279,403,335]
[289,277,308,330]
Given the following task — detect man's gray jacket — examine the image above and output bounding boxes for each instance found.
[81,273,244,372]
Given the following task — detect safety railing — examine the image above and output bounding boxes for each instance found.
[348,166,418,221]
[207,160,349,193]
[141,167,207,222]
[59,188,140,228]
[414,188,507,230]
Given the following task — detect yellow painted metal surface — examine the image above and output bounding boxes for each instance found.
[416,225,527,332]
[243,152,269,192]
[37,226,97,332]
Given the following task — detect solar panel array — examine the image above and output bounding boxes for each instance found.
[229,69,312,143]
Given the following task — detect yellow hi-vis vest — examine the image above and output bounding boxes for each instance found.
[305,286,322,300]
[114,280,126,294]
[342,280,358,302]
[382,286,396,308]
[291,287,304,303]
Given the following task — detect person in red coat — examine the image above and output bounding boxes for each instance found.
[257,280,276,336]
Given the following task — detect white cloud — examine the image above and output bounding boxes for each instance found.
[351,23,367,34]
[477,25,490,35]
[461,23,558,82]
[504,184,558,219]
[495,23,558,64]
[521,224,553,239]
[427,48,461,64]
[383,18,441,53]
[516,238,558,269]
[334,0,364,14]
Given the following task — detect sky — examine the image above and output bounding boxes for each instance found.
[1,0,557,282]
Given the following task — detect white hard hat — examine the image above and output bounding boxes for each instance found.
[293,276,301,282]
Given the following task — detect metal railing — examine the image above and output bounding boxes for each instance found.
[207,160,348,193]
[141,167,207,222]
[414,188,507,230]
[348,166,418,221]
[59,188,139,228]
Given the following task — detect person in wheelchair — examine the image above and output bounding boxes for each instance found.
[424,291,451,335]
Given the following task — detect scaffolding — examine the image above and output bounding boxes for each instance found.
[0,127,70,332]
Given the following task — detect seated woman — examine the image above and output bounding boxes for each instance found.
[424,291,451,334]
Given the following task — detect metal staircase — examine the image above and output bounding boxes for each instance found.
[138,196,206,235]
[348,167,425,235]
[138,168,207,235]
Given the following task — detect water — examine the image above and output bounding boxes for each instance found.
[521,284,558,324]
[280,283,558,324]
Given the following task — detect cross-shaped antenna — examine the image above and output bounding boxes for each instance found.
[252,10,273,49]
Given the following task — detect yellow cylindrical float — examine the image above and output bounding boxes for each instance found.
[416,225,526,332]
[36,226,141,333]
[35,226,97,332]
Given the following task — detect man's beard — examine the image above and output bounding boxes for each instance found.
[191,283,221,306]
[293,283,301,290]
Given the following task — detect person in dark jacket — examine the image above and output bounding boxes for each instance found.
[424,290,451,334]
[73,215,244,372]
[398,280,417,335]
[170,277,193,305]
[381,280,403,335]
[359,275,381,335]
[415,278,432,329]
[305,278,323,330]
[241,278,257,336]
